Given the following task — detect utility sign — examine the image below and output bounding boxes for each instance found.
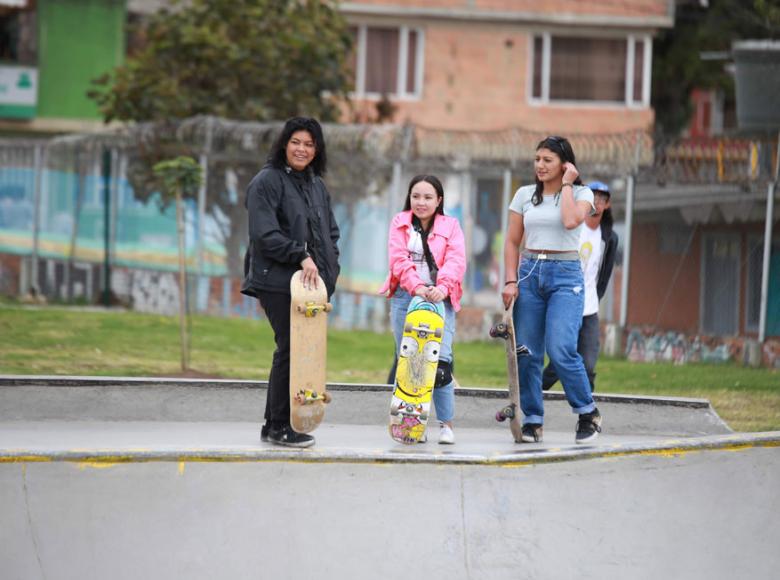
[0,66,38,119]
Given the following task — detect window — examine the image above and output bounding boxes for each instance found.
[701,234,740,336]
[529,33,650,106]
[350,25,424,99]
[0,7,36,65]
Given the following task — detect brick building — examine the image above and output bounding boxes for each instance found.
[341,0,672,133]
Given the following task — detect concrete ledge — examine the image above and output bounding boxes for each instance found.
[0,375,732,437]
[1,430,777,467]
[0,374,715,406]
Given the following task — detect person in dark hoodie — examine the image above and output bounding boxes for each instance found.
[541,180,618,392]
[241,117,340,448]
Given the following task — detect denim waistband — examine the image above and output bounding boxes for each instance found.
[523,251,579,262]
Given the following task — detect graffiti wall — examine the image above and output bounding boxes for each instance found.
[112,268,180,317]
[624,326,780,369]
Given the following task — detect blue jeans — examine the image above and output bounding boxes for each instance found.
[390,290,456,423]
[542,312,600,391]
[513,258,596,425]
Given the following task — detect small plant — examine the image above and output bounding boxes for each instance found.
[153,156,203,371]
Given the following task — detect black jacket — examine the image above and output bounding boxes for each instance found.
[596,210,618,300]
[241,164,340,298]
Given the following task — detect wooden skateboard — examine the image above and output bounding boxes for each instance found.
[489,298,523,442]
[289,271,332,433]
[389,296,445,444]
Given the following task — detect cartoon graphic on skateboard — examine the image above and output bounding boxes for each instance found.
[389,296,445,444]
[489,297,523,442]
[289,271,332,434]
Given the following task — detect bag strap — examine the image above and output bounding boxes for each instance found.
[412,215,438,283]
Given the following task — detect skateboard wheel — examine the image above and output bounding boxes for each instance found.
[489,323,507,338]
[404,322,412,333]
[502,405,516,419]
[434,328,443,338]
[324,303,333,313]
[495,411,507,422]
[322,391,332,404]
[297,305,305,313]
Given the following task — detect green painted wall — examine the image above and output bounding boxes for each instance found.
[767,243,780,338]
[37,0,125,120]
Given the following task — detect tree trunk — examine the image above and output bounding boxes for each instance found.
[176,189,189,371]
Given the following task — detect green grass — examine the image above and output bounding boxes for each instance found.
[1,304,778,432]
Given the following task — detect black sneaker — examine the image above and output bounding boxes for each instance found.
[269,425,315,448]
[521,423,543,443]
[261,423,270,442]
[575,409,602,444]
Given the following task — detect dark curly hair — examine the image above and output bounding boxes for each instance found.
[267,117,328,176]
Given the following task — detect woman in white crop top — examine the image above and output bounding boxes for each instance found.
[501,136,602,445]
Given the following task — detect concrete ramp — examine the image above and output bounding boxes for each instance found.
[1,376,778,580]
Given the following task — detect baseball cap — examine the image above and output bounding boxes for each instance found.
[588,181,610,197]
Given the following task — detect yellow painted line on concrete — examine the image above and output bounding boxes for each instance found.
[0,455,52,464]
[0,438,777,468]
[492,439,780,469]
[77,461,122,470]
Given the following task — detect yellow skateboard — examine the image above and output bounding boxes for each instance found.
[289,271,332,433]
[389,296,445,444]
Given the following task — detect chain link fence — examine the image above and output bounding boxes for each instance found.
[1,119,777,337]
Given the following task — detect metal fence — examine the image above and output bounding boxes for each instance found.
[1,119,776,334]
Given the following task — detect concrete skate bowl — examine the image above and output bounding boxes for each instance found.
[1,376,779,580]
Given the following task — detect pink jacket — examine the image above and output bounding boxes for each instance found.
[378,210,467,311]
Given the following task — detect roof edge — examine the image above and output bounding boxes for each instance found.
[340,2,674,29]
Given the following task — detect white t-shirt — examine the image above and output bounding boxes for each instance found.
[579,223,603,316]
[407,225,434,285]
[509,184,595,251]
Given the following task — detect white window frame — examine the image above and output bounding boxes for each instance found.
[352,24,425,101]
[528,32,652,108]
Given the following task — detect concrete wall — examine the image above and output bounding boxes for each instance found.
[628,222,702,333]
[2,444,778,580]
[627,221,777,338]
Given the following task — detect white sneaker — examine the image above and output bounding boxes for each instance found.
[438,422,455,445]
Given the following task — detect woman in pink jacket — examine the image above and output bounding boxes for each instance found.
[379,175,467,444]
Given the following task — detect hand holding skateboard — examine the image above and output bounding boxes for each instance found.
[299,255,319,290]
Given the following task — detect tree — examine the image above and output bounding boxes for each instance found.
[88,0,355,277]
[653,0,780,136]
[89,0,353,123]
[153,156,203,371]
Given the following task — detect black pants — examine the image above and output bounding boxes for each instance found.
[542,313,600,392]
[257,291,292,428]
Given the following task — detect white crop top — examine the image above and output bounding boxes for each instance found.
[508,184,595,251]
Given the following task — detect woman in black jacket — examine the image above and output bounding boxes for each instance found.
[241,117,340,447]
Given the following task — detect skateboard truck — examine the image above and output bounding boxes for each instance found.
[488,322,510,340]
[390,401,427,419]
[403,321,443,339]
[297,301,333,318]
[495,402,517,422]
[490,323,532,356]
[294,389,332,405]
